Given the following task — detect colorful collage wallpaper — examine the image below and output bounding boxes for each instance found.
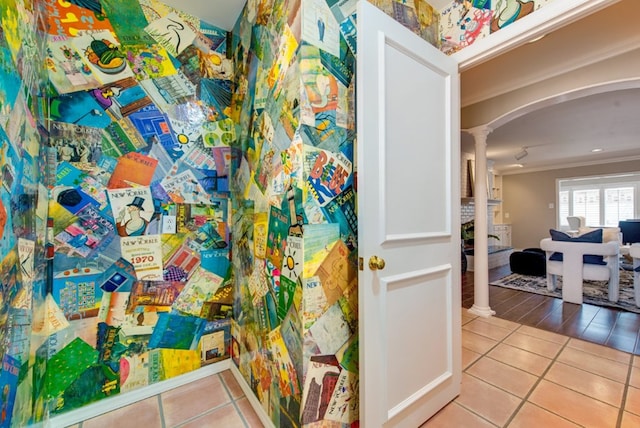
[2,0,237,425]
[439,0,553,54]
[0,0,556,427]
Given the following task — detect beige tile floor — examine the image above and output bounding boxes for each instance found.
[67,370,264,428]
[67,310,640,428]
[423,311,640,427]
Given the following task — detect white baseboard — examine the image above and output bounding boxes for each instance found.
[44,358,284,428]
[46,359,231,428]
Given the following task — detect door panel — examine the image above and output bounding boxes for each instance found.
[357,2,461,427]
[383,41,449,239]
[385,266,452,415]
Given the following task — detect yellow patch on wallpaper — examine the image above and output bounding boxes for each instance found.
[160,349,201,379]
[123,44,178,81]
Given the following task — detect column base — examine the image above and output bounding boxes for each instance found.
[468,305,496,318]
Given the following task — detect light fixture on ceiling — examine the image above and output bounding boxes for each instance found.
[514,163,524,168]
[514,147,528,161]
[591,148,604,153]
[528,34,546,43]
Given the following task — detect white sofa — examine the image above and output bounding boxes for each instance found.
[540,238,620,305]
[629,243,640,307]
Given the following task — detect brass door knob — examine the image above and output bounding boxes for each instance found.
[369,255,386,270]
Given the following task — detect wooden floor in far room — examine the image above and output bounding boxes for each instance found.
[463,266,640,356]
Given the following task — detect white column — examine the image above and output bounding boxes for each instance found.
[467,126,495,318]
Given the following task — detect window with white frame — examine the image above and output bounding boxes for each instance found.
[558,173,640,228]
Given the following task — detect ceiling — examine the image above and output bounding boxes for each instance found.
[161,0,247,31]
[164,0,640,175]
[461,0,640,175]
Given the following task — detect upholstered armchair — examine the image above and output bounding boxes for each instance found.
[629,243,640,307]
[540,230,620,304]
[567,216,586,232]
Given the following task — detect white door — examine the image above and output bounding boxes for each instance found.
[357,2,461,427]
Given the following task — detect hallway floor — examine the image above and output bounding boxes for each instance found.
[422,310,640,427]
[464,265,640,355]
[68,313,640,428]
[65,370,264,428]
[65,266,640,427]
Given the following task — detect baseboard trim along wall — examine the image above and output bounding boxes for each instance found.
[47,359,231,428]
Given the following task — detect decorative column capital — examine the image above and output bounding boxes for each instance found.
[464,125,493,145]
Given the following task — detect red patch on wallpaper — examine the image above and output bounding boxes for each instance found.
[0,198,6,240]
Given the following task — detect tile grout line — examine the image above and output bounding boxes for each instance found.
[226,370,253,426]
[555,340,633,382]
[602,312,638,355]
[441,401,501,428]
[453,316,513,426]
[461,311,635,426]
[501,325,575,427]
[218,372,254,427]
[617,354,636,427]
[472,322,630,426]
[158,394,166,428]
[504,296,544,325]
[456,320,527,427]
[576,306,612,348]
[519,336,635,426]
[168,373,240,428]
[555,306,592,339]
[172,403,243,428]
[488,270,640,357]
[510,297,554,326]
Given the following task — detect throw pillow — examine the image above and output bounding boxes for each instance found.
[578,226,621,243]
[550,228,602,243]
[549,228,606,265]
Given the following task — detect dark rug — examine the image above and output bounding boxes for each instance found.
[491,269,639,313]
